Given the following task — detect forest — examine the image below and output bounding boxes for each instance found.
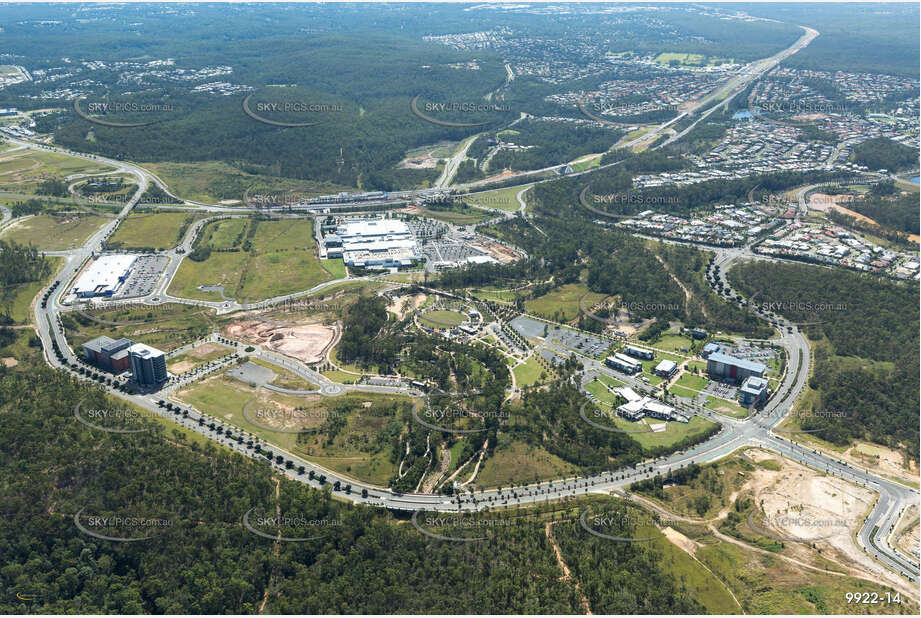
[728,261,919,459]
[0,364,705,613]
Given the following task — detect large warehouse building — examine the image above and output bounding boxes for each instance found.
[706,351,766,383]
[327,219,420,268]
[73,254,136,298]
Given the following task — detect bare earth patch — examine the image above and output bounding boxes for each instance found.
[844,441,919,483]
[1,357,18,368]
[744,449,908,593]
[662,526,699,555]
[225,319,336,364]
[387,293,426,320]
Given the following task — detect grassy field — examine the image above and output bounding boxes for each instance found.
[653,333,695,353]
[208,218,247,249]
[512,355,548,387]
[141,160,354,204]
[62,302,219,354]
[166,342,232,374]
[476,440,579,487]
[176,374,413,485]
[705,396,749,418]
[669,385,701,399]
[675,372,708,391]
[463,184,531,212]
[605,412,719,451]
[525,283,607,322]
[2,256,62,324]
[696,540,913,614]
[0,214,107,250]
[108,212,204,250]
[470,286,523,303]
[320,258,347,279]
[168,218,332,302]
[419,309,466,329]
[0,148,115,192]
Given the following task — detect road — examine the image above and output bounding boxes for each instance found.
[18,18,917,583]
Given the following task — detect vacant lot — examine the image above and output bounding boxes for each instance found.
[169,218,332,302]
[0,214,107,250]
[166,342,233,374]
[0,148,115,192]
[62,302,217,354]
[525,283,607,322]
[463,184,531,212]
[176,374,413,485]
[142,160,353,204]
[513,355,548,387]
[476,440,579,487]
[108,212,203,250]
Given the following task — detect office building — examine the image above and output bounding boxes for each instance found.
[702,342,721,358]
[706,351,767,383]
[623,344,655,361]
[129,343,168,386]
[605,353,642,375]
[739,376,769,406]
[83,335,133,373]
[654,359,678,378]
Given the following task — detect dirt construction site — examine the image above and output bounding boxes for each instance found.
[743,449,913,596]
[224,317,338,365]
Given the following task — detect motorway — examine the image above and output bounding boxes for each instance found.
[14,20,918,587]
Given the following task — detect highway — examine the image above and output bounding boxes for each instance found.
[17,18,917,586]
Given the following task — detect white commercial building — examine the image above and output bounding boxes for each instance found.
[332,218,420,268]
[73,254,136,298]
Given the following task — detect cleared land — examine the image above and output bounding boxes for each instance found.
[463,184,531,212]
[513,355,549,387]
[175,373,414,485]
[168,218,332,302]
[108,212,204,250]
[62,302,218,354]
[476,440,579,487]
[141,160,353,204]
[525,283,606,322]
[0,214,107,250]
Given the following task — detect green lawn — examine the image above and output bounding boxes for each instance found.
[320,258,347,279]
[653,333,695,353]
[420,309,466,329]
[1,214,107,250]
[705,396,749,418]
[598,411,719,451]
[669,385,701,399]
[108,212,204,250]
[208,218,248,249]
[513,355,549,387]
[675,372,708,391]
[168,219,332,302]
[525,283,607,322]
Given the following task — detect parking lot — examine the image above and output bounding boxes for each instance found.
[116,255,169,299]
[701,379,737,401]
[546,325,610,357]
